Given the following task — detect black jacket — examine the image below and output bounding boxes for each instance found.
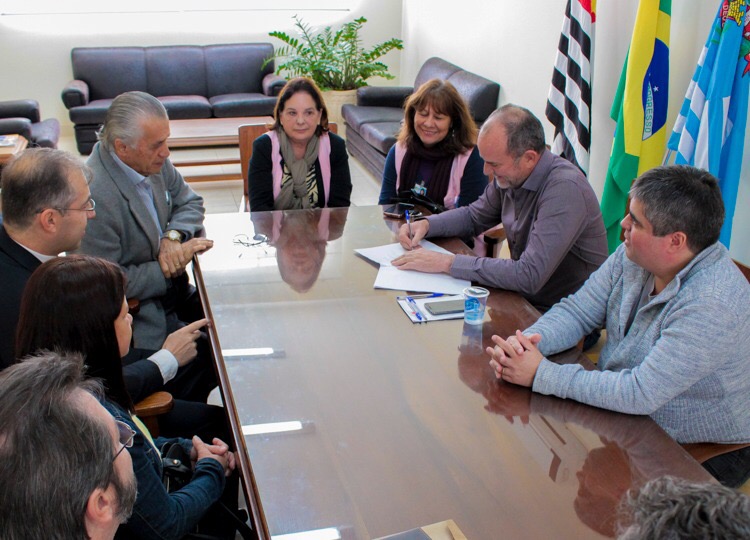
[0,226,161,400]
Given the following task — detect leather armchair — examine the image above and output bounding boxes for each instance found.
[0,99,60,148]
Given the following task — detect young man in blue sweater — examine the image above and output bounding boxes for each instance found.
[487,165,750,487]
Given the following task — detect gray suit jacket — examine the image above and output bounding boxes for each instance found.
[77,142,205,349]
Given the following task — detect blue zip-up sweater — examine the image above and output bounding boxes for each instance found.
[528,242,750,444]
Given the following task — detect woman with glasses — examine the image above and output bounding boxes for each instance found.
[248,77,352,211]
[15,255,240,540]
[378,79,487,209]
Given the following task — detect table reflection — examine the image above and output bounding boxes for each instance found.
[457,342,707,538]
[196,207,712,540]
[250,208,348,292]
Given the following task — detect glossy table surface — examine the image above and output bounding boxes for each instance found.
[195,206,712,540]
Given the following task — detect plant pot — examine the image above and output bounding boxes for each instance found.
[322,89,357,137]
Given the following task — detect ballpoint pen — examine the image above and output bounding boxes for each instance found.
[406,296,426,323]
[405,209,413,250]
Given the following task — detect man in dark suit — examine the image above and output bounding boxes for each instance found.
[0,150,225,440]
[0,148,98,370]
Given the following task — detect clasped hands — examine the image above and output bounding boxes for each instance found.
[190,436,236,477]
[486,330,544,387]
[158,237,214,278]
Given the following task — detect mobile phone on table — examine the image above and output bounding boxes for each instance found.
[424,299,465,316]
[383,202,414,219]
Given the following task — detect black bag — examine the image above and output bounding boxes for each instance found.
[161,441,193,491]
[160,442,254,540]
[392,190,447,214]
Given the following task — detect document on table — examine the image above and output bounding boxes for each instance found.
[355,241,470,294]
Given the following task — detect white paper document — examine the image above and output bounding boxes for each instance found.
[355,241,470,294]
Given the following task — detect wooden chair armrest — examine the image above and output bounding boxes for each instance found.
[479,224,507,258]
[734,259,750,282]
[127,297,140,315]
[483,223,506,242]
[134,391,174,418]
[680,442,750,464]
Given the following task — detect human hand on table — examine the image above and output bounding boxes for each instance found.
[397,219,429,250]
[158,237,214,278]
[391,249,455,274]
[486,330,543,387]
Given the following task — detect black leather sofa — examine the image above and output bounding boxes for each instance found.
[0,100,60,148]
[342,57,500,179]
[61,43,286,154]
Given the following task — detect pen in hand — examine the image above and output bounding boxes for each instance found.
[405,210,413,251]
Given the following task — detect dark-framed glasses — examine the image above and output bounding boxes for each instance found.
[57,197,96,213]
[233,233,269,247]
[113,419,136,461]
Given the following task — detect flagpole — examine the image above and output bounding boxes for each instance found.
[662,148,673,166]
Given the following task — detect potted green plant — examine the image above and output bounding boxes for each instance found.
[265,15,404,126]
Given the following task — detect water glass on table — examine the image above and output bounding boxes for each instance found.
[463,286,490,325]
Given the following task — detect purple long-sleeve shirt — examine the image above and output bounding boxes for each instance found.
[426,150,607,310]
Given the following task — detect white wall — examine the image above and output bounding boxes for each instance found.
[402,0,750,264]
[0,0,403,136]
[0,1,747,262]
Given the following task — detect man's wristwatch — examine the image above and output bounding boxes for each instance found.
[164,230,184,242]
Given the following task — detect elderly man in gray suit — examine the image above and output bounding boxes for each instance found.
[78,91,216,403]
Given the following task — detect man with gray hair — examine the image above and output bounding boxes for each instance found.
[0,351,137,539]
[0,148,208,411]
[394,104,608,313]
[488,165,750,487]
[618,476,750,539]
[77,91,216,403]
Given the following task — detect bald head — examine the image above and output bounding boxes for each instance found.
[477,104,546,190]
[480,104,546,159]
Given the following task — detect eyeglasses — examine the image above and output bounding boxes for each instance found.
[233,233,271,257]
[233,233,269,247]
[56,197,96,213]
[113,419,136,461]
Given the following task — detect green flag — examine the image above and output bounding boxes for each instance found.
[600,0,671,253]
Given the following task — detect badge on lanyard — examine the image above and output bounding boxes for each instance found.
[412,181,427,197]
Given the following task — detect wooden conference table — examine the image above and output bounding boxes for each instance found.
[194,206,712,540]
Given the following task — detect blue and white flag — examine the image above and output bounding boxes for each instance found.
[667,0,750,246]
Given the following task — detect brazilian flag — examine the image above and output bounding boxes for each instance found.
[600,0,671,253]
